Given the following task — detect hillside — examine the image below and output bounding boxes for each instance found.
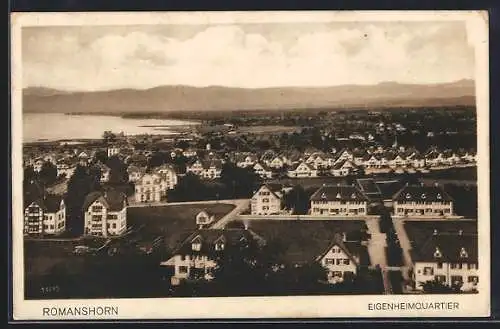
[23,80,476,113]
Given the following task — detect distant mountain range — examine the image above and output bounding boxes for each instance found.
[22,79,476,114]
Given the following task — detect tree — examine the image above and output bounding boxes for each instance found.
[65,165,101,235]
[102,131,116,144]
[38,161,58,186]
[106,156,128,184]
[94,150,108,164]
[282,185,310,215]
[220,163,261,199]
[24,165,37,183]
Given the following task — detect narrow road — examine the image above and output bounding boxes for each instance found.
[392,218,414,285]
[210,199,251,229]
[128,199,247,208]
[364,217,387,267]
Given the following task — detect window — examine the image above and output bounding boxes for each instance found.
[325,258,335,265]
[112,223,116,229]
[468,263,477,270]
[468,276,479,283]
[263,198,269,203]
[92,215,102,221]
[192,243,202,251]
[215,243,224,251]
[437,262,443,269]
[451,275,463,284]
[336,259,342,265]
[423,267,434,275]
[178,266,188,274]
[107,214,118,220]
[435,275,446,282]
[343,259,350,265]
[92,205,103,212]
[332,271,343,278]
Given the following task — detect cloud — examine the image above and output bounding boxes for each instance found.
[22,22,475,91]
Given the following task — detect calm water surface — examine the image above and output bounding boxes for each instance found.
[23,113,199,142]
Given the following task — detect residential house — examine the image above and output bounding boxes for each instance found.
[392,184,454,217]
[107,146,120,158]
[56,161,76,178]
[83,190,128,237]
[127,165,147,183]
[411,232,478,292]
[236,153,258,168]
[96,163,111,183]
[160,228,259,286]
[251,184,285,215]
[253,162,274,179]
[330,160,356,177]
[310,185,368,216]
[153,164,179,190]
[195,210,216,229]
[187,159,223,180]
[268,155,290,169]
[134,173,168,203]
[362,154,383,168]
[287,162,318,178]
[318,234,361,284]
[24,195,66,236]
[182,148,198,158]
[333,149,354,164]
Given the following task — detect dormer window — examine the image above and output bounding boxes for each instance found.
[421,193,426,199]
[433,229,438,235]
[437,193,442,200]
[405,193,412,199]
[191,237,202,251]
[434,247,442,258]
[351,193,357,199]
[215,242,225,251]
[460,247,468,258]
[321,192,327,199]
[336,193,341,199]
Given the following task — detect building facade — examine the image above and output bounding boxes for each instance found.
[83,190,128,237]
[310,185,368,216]
[251,184,284,215]
[392,184,454,217]
[134,173,168,203]
[24,195,66,236]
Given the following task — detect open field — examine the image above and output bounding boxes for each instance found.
[126,203,235,251]
[236,125,302,134]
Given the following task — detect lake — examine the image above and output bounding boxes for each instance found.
[23,113,200,143]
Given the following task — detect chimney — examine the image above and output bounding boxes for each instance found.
[420,182,424,187]
[459,229,463,236]
[405,182,409,186]
[433,229,438,236]
[434,182,439,187]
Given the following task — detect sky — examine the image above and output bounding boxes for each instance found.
[22,21,475,91]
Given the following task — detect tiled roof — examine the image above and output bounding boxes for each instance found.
[25,194,64,213]
[410,233,478,263]
[392,185,453,202]
[83,189,128,212]
[310,185,368,202]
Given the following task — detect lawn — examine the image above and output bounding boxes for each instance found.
[126,203,236,252]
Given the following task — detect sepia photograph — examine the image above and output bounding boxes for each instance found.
[11,11,490,319]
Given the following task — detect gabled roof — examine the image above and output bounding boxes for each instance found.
[254,184,284,199]
[173,228,260,256]
[25,194,64,213]
[289,162,316,171]
[316,234,360,266]
[392,185,453,202]
[310,185,368,202]
[410,233,478,263]
[82,189,128,212]
[253,162,272,171]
